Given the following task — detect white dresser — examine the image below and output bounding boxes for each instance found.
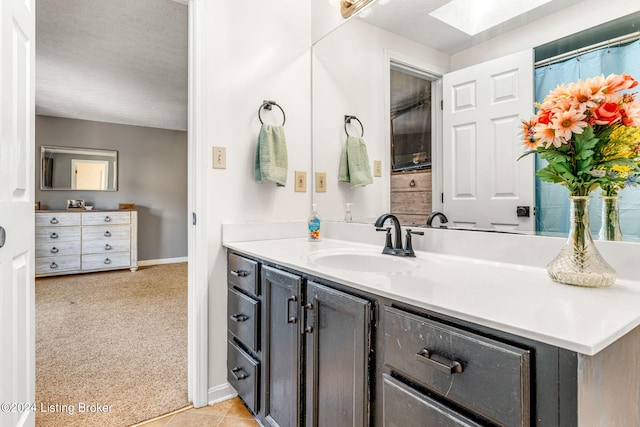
[35,210,138,277]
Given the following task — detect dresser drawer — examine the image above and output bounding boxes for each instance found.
[82,239,131,254]
[35,212,81,227]
[82,252,131,270]
[35,226,81,243]
[384,307,530,427]
[228,339,259,414]
[36,241,81,258]
[36,255,81,275]
[228,287,260,352]
[228,253,259,296]
[82,211,131,225]
[382,374,482,427]
[82,225,130,240]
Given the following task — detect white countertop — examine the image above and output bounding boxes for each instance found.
[224,237,640,356]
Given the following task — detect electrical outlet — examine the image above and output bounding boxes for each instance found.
[373,160,382,177]
[315,172,327,193]
[295,171,307,192]
[212,146,226,169]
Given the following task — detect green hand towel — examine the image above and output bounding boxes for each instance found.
[255,124,288,187]
[338,135,373,188]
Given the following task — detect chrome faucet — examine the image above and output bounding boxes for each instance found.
[374,213,423,257]
[426,211,449,228]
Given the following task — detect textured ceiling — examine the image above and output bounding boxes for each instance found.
[36,0,188,131]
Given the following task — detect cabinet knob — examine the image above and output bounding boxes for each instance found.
[104,216,112,222]
[409,179,416,188]
[104,231,112,237]
[50,247,59,254]
[104,244,112,250]
[50,232,59,239]
[50,217,59,224]
[50,262,58,269]
[304,326,313,334]
[104,258,112,265]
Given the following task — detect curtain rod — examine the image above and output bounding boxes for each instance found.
[534,31,640,68]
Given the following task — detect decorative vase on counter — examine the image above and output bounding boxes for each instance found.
[547,196,616,288]
[598,194,623,241]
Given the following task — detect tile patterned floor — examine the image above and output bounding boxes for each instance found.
[138,397,259,427]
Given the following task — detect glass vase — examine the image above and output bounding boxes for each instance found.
[547,196,616,288]
[598,195,623,241]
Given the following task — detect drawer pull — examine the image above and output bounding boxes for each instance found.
[287,295,297,324]
[231,367,248,381]
[50,247,59,254]
[104,244,112,250]
[104,231,112,237]
[50,232,59,239]
[104,258,112,265]
[230,313,249,322]
[104,216,112,222]
[409,179,416,188]
[230,270,249,278]
[50,217,59,224]
[416,348,463,374]
[304,326,313,334]
[50,262,58,269]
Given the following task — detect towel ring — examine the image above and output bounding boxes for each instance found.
[344,115,364,137]
[259,100,286,126]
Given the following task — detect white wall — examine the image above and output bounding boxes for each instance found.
[312,19,449,222]
[451,0,640,70]
[204,0,312,396]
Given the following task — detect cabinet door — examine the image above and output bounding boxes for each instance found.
[304,281,371,427]
[262,266,302,427]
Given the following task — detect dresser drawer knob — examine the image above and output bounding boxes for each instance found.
[230,367,248,381]
[230,270,248,278]
[50,247,59,254]
[104,231,112,237]
[409,179,416,188]
[104,258,112,265]
[49,262,58,269]
[50,232,59,239]
[416,348,463,374]
[50,217,59,224]
[104,216,112,222]
[105,244,112,250]
[230,313,249,322]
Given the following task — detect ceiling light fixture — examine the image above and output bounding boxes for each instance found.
[429,0,552,36]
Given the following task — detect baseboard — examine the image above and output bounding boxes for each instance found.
[207,382,237,406]
[138,257,188,267]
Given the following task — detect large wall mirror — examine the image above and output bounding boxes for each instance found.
[41,146,118,191]
[311,0,640,242]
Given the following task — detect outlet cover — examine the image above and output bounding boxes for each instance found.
[373,160,382,177]
[295,171,307,192]
[213,146,226,169]
[315,172,327,192]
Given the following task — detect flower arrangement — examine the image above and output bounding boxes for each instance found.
[521,73,640,196]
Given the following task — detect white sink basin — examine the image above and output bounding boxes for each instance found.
[307,249,416,273]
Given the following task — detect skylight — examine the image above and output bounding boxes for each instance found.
[429,0,552,36]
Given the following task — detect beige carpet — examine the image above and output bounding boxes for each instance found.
[35,263,189,427]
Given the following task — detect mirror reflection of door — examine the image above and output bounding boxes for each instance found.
[71,159,109,190]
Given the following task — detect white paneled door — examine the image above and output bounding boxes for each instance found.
[442,50,535,232]
[0,0,36,426]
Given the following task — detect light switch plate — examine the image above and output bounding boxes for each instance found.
[315,172,327,193]
[373,160,382,177]
[295,171,307,192]
[213,146,226,169]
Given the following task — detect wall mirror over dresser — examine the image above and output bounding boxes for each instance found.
[41,145,118,191]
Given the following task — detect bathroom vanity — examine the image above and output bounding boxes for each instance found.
[35,209,138,277]
[224,231,640,427]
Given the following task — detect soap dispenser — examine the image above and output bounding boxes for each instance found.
[308,204,321,241]
[345,203,353,223]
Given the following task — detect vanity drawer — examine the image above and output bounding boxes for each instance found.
[384,307,530,427]
[382,374,482,427]
[228,253,259,296]
[228,287,260,352]
[36,255,81,275]
[36,226,81,243]
[82,225,130,240]
[82,211,131,225]
[35,212,81,227]
[82,252,131,270]
[36,241,81,258]
[228,339,259,414]
[82,239,131,254]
